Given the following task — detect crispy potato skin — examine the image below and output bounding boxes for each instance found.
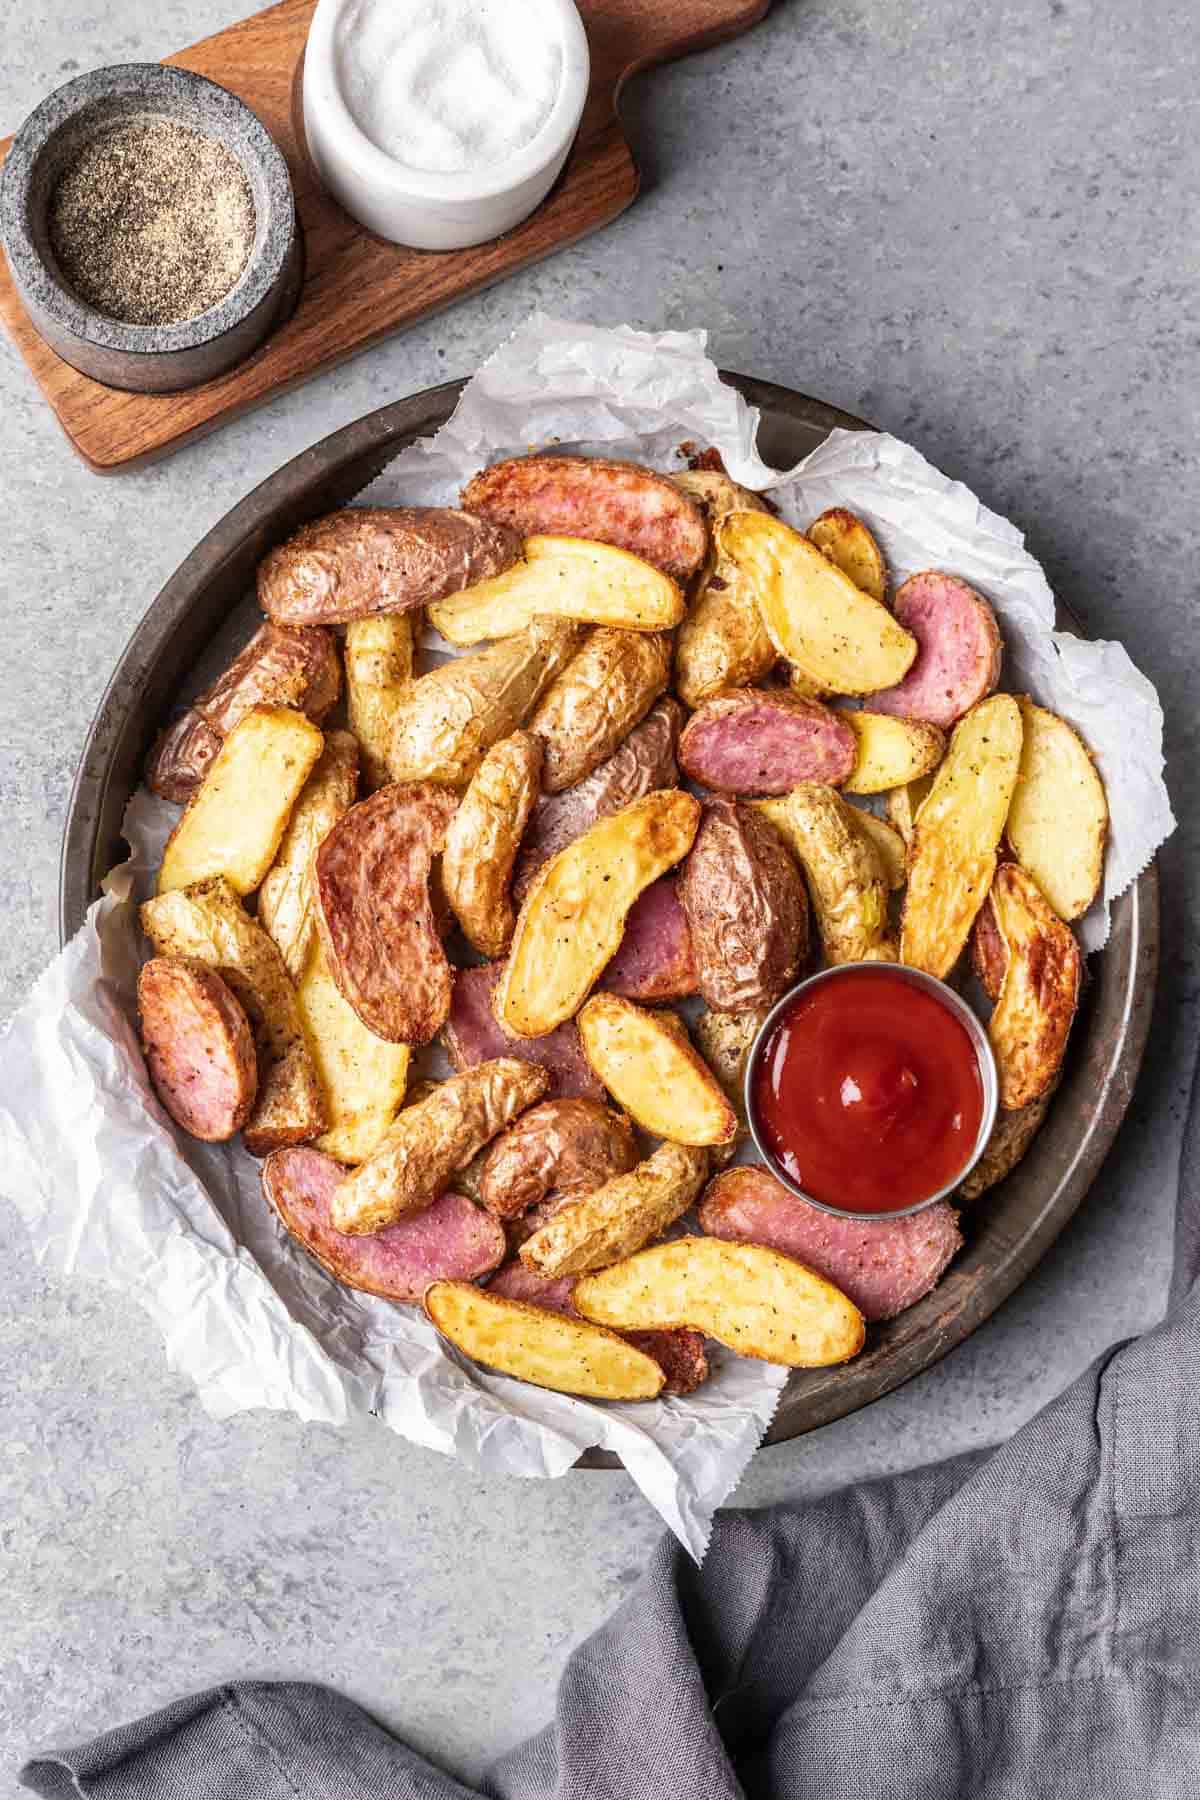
[344,614,415,792]
[443,962,604,1101]
[442,731,542,959]
[529,628,671,793]
[959,1094,1052,1200]
[678,688,857,795]
[264,1150,505,1301]
[693,1005,768,1166]
[258,730,359,982]
[146,622,341,804]
[333,1058,551,1235]
[757,785,892,964]
[157,706,325,898]
[387,616,583,788]
[425,1281,665,1400]
[520,1141,709,1277]
[869,572,1002,728]
[429,538,685,644]
[847,807,907,890]
[315,783,459,1046]
[985,864,1082,1110]
[679,798,809,1012]
[140,877,325,1156]
[808,507,888,603]
[513,697,682,904]
[673,479,775,709]
[258,506,521,625]
[498,789,701,1038]
[885,774,935,851]
[900,695,1024,978]
[477,1098,638,1219]
[842,711,946,795]
[970,887,1009,1002]
[573,1237,866,1368]
[598,877,697,1001]
[1007,697,1108,921]
[462,454,708,582]
[137,956,257,1142]
[577,994,738,1147]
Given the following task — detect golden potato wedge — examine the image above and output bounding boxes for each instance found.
[719,511,916,694]
[520,1141,709,1278]
[332,1058,551,1234]
[529,627,671,793]
[900,695,1024,977]
[885,774,936,851]
[497,789,701,1039]
[442,731,542,959]
[985,863,1082,1110]
[296,946,411,1164]
[672,477,774,710]
[574,1238,866,1368]
[387,616,583,788]
[157,706,324,897]
[140,877,325,1156]
[258,730,359,982]
[428,536,685,645]
[847,807,907,890]
[808,507,888,603]
[344,614,414,791]
[842,711,946,795]
[693,1005,767,1167]
[425,1281,664,1401]
[959,1094,1052,1200]
[577,994,737,1147]
[757,785,892,963]
[1006,697,1108,921]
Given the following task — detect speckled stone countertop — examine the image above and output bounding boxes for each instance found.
[1,0,1196,1786]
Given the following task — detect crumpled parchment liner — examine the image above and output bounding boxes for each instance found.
[0,317,1172,1560]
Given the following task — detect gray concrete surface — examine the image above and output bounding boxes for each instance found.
[1,0,1196,1788]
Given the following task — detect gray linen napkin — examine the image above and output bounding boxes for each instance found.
[22,1046,1200,1799]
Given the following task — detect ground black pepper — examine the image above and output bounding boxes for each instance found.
[48,115,255,326]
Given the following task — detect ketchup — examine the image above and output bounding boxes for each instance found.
[750,969,984,1215]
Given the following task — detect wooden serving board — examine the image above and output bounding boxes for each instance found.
[0,0,768,472]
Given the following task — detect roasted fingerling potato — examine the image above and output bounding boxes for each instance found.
[847,807,908,890]
[577,994,738,1147]
[428,537,685,645]
[983,862,1082,1110]
[756,785,892,964]
[425,1281,665,1400]
[1006,697,1108,921]
[442,731,542,959]
[842,711,946,796]
[296,947,411,1165]
[477,1097,638,1219]
[529,627,671,794]
[520,1141,710,1278]
[258,730,359,982]
[678,798,809,1012]
[807,507,888,603]
[672,477,775,710]
[344,613,415,791]
[959,1094,1052,1200]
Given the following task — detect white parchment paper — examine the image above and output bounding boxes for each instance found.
[0,317,1173,1560]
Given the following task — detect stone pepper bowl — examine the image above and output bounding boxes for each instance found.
[0,63,301,394]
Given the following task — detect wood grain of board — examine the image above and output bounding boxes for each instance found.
[0,0,769,471]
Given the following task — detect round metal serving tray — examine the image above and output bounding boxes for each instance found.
[59,374,1159,1453]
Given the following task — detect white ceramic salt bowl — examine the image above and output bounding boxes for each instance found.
[303,0,590,251]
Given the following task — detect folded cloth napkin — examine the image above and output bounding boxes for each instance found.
[21,1043,1200,1800]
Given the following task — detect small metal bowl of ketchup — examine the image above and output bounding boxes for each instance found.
[745,964,998,1220]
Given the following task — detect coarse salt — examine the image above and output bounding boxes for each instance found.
[335,0,565,176]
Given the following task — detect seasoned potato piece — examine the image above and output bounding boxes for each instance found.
[442,731,542,959]
[984,863,1082,1110]
[387,616,582,788]
[258,731,359,982]
[900,695,1024,978]
[428,537,685,645]
[296,947,410,1165]
[678,688,856,795]
[720,510,916,694]
[444,962,604,1101]
[463,454,708,583]
[484,1264,710,1395]
[497,789,701,1038]
[529,628,671,793]
[157,706,324,897]
[315,783,458,1046]
[478,1097,637,1219]
[265,1151,505,1301]
[808,507,888,603]
[847,807,907,890]
[137,957,257,1142]
[970,886,1008,1001]
[678,798,808,1011]
[574,1238,865,1368]
[425,1281,665,1400]
[577,994,738,1147]
[757,785,892,964]
[344,614,414,791]
[885,774,935,851]
[520,1141,709,1278]
[146,622,340,804]
[332,1058,551,1235]
[1006,697,1108,921]
[599,877,697,1001]
[140,877,325,1156]
[959,1094,1052,1200]
[693,1005,767,1165]
[868,572,1002,728]
[673,479,775,710]
[842,711,946,795]
[258,506,521,625]
[671,468,769,523]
